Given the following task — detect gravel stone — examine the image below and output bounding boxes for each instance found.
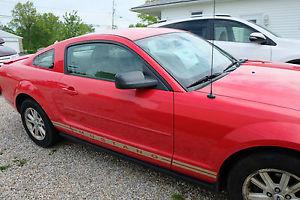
[0,96,228,200]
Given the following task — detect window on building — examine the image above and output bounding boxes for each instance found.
[33,49,54,68]
[191,11,203,17]
[248,19,257,24]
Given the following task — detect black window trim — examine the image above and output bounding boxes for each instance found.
[33,49,55,69]
[162,19,210,40]
[64,40,172,91]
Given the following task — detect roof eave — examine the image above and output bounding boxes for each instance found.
[2,36,23,39]
[131,0,211,12]
[131,7,162,16]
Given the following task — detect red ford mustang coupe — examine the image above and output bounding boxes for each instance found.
[1,28,300,200]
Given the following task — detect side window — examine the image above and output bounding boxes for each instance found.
[66,43,147,81]
[215,26,229,41]
[33,49,54,68]
[213,20,256,43]
[163,20,210,39]
[232,26,255,43]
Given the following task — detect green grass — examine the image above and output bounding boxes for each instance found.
[48,149,57,156]
[13,158,28,167]
[171,194,185,200]
[0,164,11,172]
[0,148,6,156]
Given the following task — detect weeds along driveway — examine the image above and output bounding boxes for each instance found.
[0,96,228,200]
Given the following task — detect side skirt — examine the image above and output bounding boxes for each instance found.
[59,132,219,192]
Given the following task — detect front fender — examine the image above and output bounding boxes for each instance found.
[210,122,300,171]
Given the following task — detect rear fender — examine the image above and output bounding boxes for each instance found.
[14,80,54,118]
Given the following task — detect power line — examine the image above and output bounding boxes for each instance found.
[112,0,116,29]
[0,15,12,18]
[0,0,136,29]
[0,0,110,15]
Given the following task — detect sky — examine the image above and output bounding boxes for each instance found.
[0,0,145,31]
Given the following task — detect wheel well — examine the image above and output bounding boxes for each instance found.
[217,146,300,191]
[15,93,36,113]
[287,59,300,65]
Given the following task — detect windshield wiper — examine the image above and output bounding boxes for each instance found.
[187,59,248,89]
[187,72,222,88]
[223,59,248,72]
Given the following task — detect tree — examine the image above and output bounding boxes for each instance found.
[60,11,94,40]
[9,1,38,51]
[129,0,159,27]
[4,1,95,52]
[129,13,159,28]
[35,13,62,47]
[0,25,15,34]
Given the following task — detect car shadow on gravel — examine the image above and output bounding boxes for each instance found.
[54,135,229,200]
[0,97,228,199]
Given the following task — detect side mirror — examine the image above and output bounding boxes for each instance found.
[115,71,158,89]
[249,32,267,44]
[0,38,5,45]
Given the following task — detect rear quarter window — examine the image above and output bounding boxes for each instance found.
[33,49,54,68]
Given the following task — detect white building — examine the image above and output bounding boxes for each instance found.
[0,30,23,53]
[132,0,300,39]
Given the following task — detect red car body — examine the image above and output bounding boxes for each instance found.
[0,28,300,188]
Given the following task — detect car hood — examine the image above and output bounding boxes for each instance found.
[277,37,300,45]
[275,37,300,52]
[197,62,300,111]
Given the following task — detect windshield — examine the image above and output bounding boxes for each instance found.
[136,32,235,88]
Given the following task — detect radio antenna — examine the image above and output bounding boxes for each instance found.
[207,0,216,99]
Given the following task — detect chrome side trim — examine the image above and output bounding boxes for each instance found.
[173,160,217,179]
[53,121,217,179]
[53,121,171,164]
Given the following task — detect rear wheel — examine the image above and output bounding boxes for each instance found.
[227,153,300,200]
[20,99,58,147]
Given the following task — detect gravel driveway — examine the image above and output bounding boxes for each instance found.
[0,96,228,200]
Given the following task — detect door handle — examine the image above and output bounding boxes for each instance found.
[62,86,78,96]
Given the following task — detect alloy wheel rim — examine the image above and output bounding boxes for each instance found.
[242,169,300,200]
[24,108,46,141]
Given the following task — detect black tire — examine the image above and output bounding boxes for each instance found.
[227,152,300,200]
[20,99,59,148]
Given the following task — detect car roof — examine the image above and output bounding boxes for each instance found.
[151,16,249,27]
[82,28,183,41]
[150,16,278,40]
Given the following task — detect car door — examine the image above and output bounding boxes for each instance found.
[210,19,271,61]
[55,41,173,168]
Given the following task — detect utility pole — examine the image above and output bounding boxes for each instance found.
[112,0,116,29]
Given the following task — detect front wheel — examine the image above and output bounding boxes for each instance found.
[20,99,59,148]
[227,152,300,200]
